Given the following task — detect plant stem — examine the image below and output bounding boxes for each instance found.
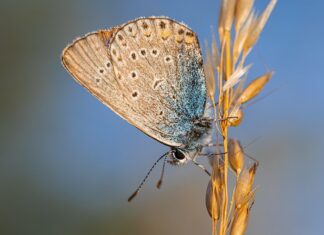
[220,29,232,235]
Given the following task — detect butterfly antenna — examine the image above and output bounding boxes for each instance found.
[156,154,168,189]
[128,152,169,202]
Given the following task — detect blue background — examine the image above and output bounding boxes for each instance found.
[1,0,323,234]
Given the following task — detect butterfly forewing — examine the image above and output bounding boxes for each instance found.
[62,30,128,117]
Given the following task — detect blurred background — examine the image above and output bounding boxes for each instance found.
[1,0,323,234]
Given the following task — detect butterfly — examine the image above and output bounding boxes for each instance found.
[61,17,212,168]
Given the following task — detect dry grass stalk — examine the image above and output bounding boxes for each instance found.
[205,0,276,234]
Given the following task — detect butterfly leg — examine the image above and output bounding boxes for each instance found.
[203,143,224,147]
[192,160,211,176]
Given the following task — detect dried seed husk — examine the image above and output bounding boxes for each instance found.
[233,12,256,64]
[211,34,220,68]
[206,155,224,220]
[205,179,220,220]
[204,42,216,100]
[243,0,277,53]
[228,139,244,175]
[219,0,237,41]
[211,156,224,191]
[235,0,254,32]
[230,204,249,235]
[238,72,273,104]
[228,107,243,127]
[234,163,257,208]
[223,64,251,91]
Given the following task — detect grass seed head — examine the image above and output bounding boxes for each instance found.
[206,179,220,220]
[239,72,273,104]
[212,35,220,68]
[233,12,256,64]
[228,107,243,127]
[219,0,237,41]
[234,0,254,32]
[210,156,225,190]
[204,0,275,233]
[230,204,249,235]
[234,163,257,208]
[244,0,277,53]
[223,64,251,91]
[207,156,225,221]
[205,42,216,100]
[228,139,244,175]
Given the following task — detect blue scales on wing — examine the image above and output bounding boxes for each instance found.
[109,17,209,148]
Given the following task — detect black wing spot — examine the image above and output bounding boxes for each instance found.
[165,56,171,63]
[159,21,166,29]
[152,49,158,56]
[132,91,138,97]
[186,31,194,37]
[131,71,137,78]
[140,49,146,56]
[178,29,184,35]
[131,52,136,60]
[142,22,148,29]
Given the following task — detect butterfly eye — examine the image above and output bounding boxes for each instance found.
[173,149,186,160]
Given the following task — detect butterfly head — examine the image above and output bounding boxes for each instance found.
[168,147,201,165]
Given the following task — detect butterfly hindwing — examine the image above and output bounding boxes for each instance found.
[109,17,207,146]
